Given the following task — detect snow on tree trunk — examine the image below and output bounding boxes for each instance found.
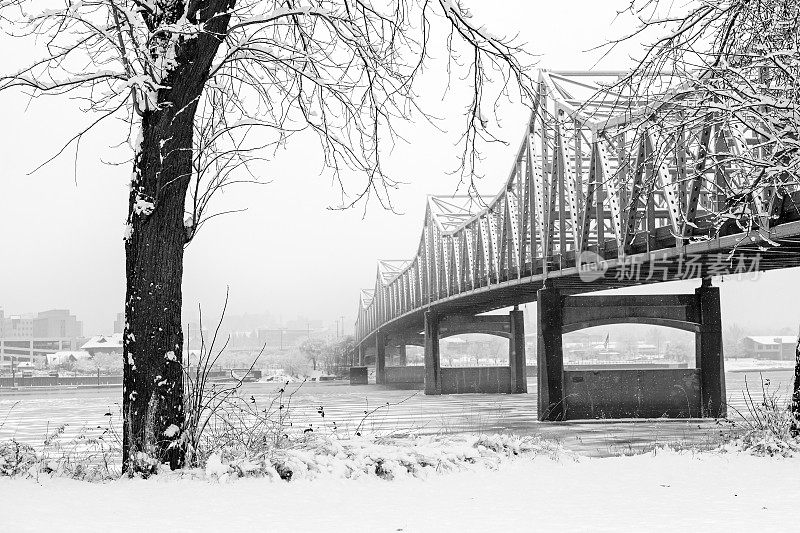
[793,333,800,435]
[122,1,234,472]
[123,107,192,471]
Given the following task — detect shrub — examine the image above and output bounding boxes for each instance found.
[0,440,37,477]
[726,375,800,457]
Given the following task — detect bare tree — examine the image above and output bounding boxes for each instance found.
[723,322,747,358]
[298,337,325,371]
[0,0,534,471]
[321,335,354,374]
[601,0,800,428]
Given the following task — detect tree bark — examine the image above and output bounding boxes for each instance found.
[792,333,800,436]
[122,0,234,473]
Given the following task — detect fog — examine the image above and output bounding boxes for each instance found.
[1,0,799,337]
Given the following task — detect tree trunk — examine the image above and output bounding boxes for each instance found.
[792,333,800,436]
[123,96,196,471]
[122,1,234,473]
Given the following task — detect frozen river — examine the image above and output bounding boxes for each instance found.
[0,370,793,457]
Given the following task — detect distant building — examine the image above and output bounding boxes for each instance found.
[33,309,83,339]
[636,343,659,357]
[229,330,258,348]
[0,338,81,363]
[0,313,35,339]
[741,336,796,360]
[47,350,91,366]
[257,328,321,348]
[285,316,323,331]
[114,313,125,334]
[1,308,84,364]
[81,334,124,357]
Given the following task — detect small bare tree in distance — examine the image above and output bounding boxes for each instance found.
[0,0,535,472]
[299,337,325,371]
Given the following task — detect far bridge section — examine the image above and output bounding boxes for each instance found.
[352,70,800,421]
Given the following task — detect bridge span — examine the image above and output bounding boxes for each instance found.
[352,70,800,421]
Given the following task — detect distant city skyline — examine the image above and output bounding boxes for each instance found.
[1,305,342,337]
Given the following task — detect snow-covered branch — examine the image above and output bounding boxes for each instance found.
[597,0,800,235]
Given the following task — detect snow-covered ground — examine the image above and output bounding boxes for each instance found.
[1,446,798,532]
[725,358,795,372]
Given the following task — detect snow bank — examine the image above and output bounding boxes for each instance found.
[265,433,567,481]
[193,433,567,483]
[725,358,795,372]
[0,433,563,483]
[1,448,798,532]
[721,429,800,457]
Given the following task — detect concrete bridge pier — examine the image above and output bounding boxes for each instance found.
[696,279,726,418]
[536,279,726,421]
[349,344,371,385]
[537,287,564,421]
[423,309,527,395]
[509,307,528,394]
[396,345,407,366]
[375,331,387,385]
[424,311,442,394]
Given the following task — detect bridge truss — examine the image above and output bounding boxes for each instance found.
[355,70,800,346]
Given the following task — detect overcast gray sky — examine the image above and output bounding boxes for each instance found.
[2,0,799,336]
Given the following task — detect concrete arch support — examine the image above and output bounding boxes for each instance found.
[421,310,527,395]
[537,280,726,421]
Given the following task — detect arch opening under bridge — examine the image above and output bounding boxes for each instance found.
[370,312,526,393]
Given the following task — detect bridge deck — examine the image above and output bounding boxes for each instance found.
[358,218,800,349]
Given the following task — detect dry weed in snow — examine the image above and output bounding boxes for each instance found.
[1,433,569,483]
[198,433,571,482]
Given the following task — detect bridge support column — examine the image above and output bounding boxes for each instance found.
[358,345,364,366]
[537,286,564,421]
[696,279,726,418]
[376,331,386,385]
[509,307,527,394]
[397,345,407,367]
[424,311,442,395]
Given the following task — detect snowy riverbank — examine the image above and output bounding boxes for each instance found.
[724,358,796,373]
[1,442,799,532]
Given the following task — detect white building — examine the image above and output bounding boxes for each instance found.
[741,336,796,360]
[46,350,92,366]
[81,334,124,357]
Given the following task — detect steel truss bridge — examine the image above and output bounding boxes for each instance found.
[352,70,800,421]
